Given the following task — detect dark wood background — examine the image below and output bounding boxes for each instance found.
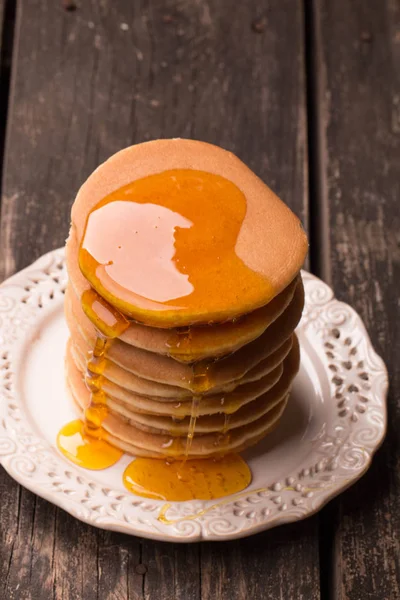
[0,1,399,598]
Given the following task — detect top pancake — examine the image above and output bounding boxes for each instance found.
[66,230,300,362]
[69,139,308,327]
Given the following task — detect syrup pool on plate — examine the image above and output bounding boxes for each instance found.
[122,454,251,501]
[57,419,123,470]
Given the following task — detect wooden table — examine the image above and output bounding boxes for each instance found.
[0,2,399,598]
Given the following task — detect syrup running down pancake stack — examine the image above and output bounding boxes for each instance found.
[59,139,308,499]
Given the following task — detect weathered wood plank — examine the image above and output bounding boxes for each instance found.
[314,1,400,598]
[201,520,320,600]
[0,0,11,177]
[0,1,317,599]
[0,1,4,40]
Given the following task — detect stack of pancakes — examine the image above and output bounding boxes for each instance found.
[65,139,308,459]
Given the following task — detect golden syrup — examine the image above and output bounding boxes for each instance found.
[81,288,129,338]
[83,332,108,438]
[177,358,213,471]
[191,360,213,394]
[166,326,218,364]
[165,327,196,363]
[180,395,200,464]
[57,419,122,470]
[122,454,251,501]
[223,398,244,416]
[79,169,275,328]
[57,289,129,469]
[222,413,231,435]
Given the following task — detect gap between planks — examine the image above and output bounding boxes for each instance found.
[304,0,331,284]
[304,1,334,599]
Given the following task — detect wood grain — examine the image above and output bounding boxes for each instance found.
[313,1,400,598]
[0,0,9,186]
[0,1,318,599]
[0,1,4,42]
[201,521,320,600]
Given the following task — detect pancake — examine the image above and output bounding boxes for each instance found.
[69,333,294,401]
[66,339,284,416]
[66,336,298,417]
[70,139,308,327]
[69,378,289,459]
[102,417,284,459]
[65,277,304,392]
[66,230,300,362]
[67,336,299,436]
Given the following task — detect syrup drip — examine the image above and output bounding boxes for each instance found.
[83,335,108,436]
[180,395,200,467]
[177,358,211,472]
[222,413,231,435]
[166,327,197,363]
[191,359,213,394]
[81,288,129,338]
[57,289,129,469]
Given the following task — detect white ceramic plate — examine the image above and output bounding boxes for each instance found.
[0,249,388,541]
